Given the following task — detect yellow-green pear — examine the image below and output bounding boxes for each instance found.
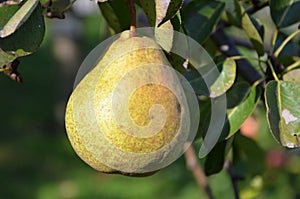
[65,31,189,176]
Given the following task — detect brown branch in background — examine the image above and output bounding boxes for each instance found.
[184,144,215,199]
[232,36,271,53]
[247,1,269,15]
[127,0,136,37]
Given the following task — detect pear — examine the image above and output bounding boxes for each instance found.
[65,31,190,176]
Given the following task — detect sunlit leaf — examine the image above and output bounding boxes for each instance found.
[270,0,300,28]
[181,0,225,44]
[0,3,45,66]
[155,20,174,52]
[209,58,236,98]
[188,58,236,98]
[224,83,261,139]
[265,80,300,148]
[0,48,15,67]
[0,0,39,38]
[240,3,264,56]
[284,69,300,84]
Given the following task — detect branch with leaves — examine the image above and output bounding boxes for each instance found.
[1,0,300,198]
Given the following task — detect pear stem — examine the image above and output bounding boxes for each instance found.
[127,0,136,37]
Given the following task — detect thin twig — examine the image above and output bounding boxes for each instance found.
[127,0,136,37]
[184,144,215,199]
[225,161,242,199]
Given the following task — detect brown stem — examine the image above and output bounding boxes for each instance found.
[127,0,136,37]
[184,144,215,199]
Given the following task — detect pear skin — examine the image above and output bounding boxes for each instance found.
[65,31,188,176]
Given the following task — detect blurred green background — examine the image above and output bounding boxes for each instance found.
[0,3,300,199]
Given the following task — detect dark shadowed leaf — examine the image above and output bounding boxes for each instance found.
[265,80,300,148]
[232,133,265,177]
[98,0,130,33]
[204,138,233,176]
[270,0,300,28]
[139,0,183,27]
[181,0,225,44]
[0,3,45,66]
[139,0,156,26]
[274,31,300,57]
[157,0,183,27]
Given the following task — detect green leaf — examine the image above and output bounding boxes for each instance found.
[209,58,236,98]
[274,31,300,57]
[265,80,300,148]
[98,0,130,33]
[0,3,19,29]
[0,0,39,38]
[250,16,264,40]
[157,0,183,27]
[270,0,300,28]
[139,0,156,26]
[0,48,15,67]
[204,138,233,176]
[165,52,186,75]
[284,69,300,84]
[181,0,225,44]
[225,0,242,27]
[139,0,183,27]
[155,20,174,52]
[0,3,45,66]
[224,83,261,139]
[188,58,236,98]
[278,56,300,67]
[232,133,265,177]
[240,4,265,56]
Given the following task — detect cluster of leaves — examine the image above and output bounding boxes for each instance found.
[0,0,299,190]
[0,0,71,81]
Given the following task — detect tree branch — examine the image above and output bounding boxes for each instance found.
[211,25,263,85]
[232,36,271,53]
[184,144,215,199]
[247,1,269,15]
